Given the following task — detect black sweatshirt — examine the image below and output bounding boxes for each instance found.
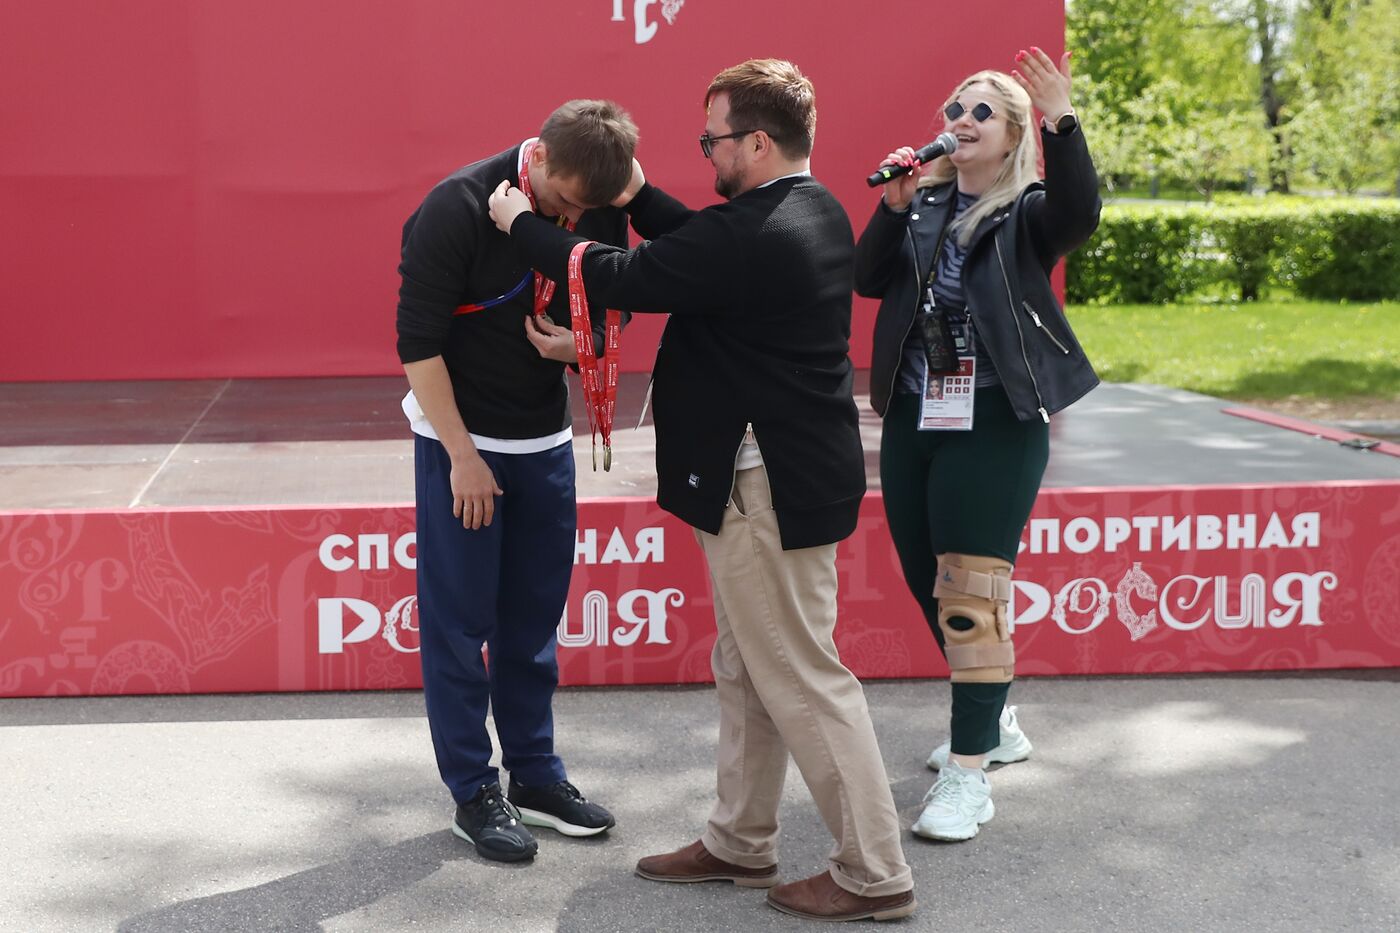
[512,176,865,550]
[396,144,628,439]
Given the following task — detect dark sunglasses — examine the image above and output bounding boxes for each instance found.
[699,129,758,158]
[944,100,996,123]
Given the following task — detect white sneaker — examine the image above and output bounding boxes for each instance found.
[911,762,994,841]
[926,705,1033,771]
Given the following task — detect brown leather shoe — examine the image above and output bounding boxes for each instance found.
[766,870,916,922]
[635,839,778,888]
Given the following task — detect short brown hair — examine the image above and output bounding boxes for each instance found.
[539,100,639,206]
[705,59,816,159]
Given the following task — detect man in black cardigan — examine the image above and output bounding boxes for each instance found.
[491,61,915,923]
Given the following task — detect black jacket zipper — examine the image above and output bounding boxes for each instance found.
[1022,301,1071,354]
[995,234,1050,422]
[881,224,924,412]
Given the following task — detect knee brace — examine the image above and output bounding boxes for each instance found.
[933,553,1015,684]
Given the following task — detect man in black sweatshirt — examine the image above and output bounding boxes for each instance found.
[395,100,637,864]
[490,62,915,922]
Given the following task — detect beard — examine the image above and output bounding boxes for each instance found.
[713,170,741,200]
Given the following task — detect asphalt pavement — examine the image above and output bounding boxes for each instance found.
[3,671,1398,932]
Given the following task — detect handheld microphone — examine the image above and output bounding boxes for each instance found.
[865,132,959,187]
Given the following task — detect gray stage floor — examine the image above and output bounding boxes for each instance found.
[3,673,1398,932]
[0,375,1396,510]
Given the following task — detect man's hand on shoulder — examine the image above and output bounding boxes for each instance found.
[488,180,534,234]
[611,158,646,208]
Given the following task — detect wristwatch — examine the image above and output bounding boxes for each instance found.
[1044,110,1078,135]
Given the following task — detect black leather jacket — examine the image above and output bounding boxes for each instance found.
[855,126,1102,422]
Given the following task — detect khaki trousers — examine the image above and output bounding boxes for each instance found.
[694,465,912,897]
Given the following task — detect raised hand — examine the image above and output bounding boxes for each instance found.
[1011,46,1073,124]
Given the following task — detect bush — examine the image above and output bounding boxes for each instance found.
[1065,207,1217,304]
[1284,205,1400,301]
[1212,207,1295,302]
[1066,198,1400,303]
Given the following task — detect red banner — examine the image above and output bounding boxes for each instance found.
[3,482,1397,697]
[0,0,1062,381]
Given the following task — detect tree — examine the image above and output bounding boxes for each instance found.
[1066,0,1399,195]
[1288,0,1400,193]
[1067,0,1181,189]
[1068,0,1273,194]
[1243,0,1294,192]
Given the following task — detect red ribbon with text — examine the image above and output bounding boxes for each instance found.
[519,140,574,317]
[567,241,621,471]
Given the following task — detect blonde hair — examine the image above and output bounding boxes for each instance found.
[918,71,1039,246]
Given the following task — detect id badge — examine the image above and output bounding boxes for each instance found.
[918,354,976,431]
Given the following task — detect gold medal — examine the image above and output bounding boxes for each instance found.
[603,444,613,471]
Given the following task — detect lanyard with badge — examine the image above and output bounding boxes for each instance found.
[917,222,976,431]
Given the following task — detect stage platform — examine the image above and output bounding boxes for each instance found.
[1,375,1397,697]
[0,374,1396,508]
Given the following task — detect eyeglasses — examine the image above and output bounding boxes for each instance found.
[944,100,996,124]
[699,129,758,158]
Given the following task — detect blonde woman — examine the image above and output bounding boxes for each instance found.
[854,47,1100,842]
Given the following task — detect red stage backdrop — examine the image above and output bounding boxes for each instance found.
[0,0,1062,382]
[3,483,1398,698]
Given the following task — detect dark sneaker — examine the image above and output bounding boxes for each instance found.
[452,783,538,862]
[508,779,616,837]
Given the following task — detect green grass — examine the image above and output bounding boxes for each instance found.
[1103,185,1214,202]
[1067,300,1400,400]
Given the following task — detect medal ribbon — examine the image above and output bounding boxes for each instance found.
[453,272,530,316]
[519,140,574,316]
[453,140,568,318]
[566,241,621,471]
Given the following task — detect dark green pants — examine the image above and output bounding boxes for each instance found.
[880,387,1049,755]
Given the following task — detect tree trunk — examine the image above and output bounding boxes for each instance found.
[1253,0,1290,193]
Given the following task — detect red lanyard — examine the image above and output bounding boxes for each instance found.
[454,140,567,317]
[567,242,622,471]
[519,140,573,317]
[521,141,620,470]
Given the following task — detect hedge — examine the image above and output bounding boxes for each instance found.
[1066,198,1400,304]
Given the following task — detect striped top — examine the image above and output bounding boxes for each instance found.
[896,190,1002,393]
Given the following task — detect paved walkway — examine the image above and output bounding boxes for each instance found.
[3,671,1398,931]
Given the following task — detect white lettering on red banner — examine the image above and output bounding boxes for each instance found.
[1021,511,1320,555]
[315,587,684,655]
[3,483,1397,697]
[317,526,664,573]
[557,587,684,648]
[612,0,685,45]
[314,525,678,655]
[1010,564,1338,641]
[318,533,418,572]
[318,595,421,654]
